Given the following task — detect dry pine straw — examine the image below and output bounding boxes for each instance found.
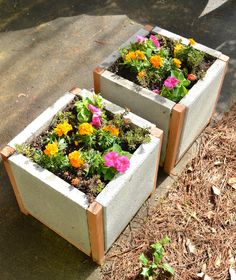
[101,104,236,280]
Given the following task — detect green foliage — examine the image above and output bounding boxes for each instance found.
[175,44,205,68]
[96,129,120,151]
[83,149,104,177]
[53,111,75,126]
[139,236,174,279]
[15,143,36,159]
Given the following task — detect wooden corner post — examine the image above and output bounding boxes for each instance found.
[0,146,28,215]
[87,201,105,265]
[164,104,186,174]
[93,67,105,94]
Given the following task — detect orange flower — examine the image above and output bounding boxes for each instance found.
[103,125,119,137]
[150,55,163,68]
[125,50,145,61]
[78,123,93,135]
[188,38,196,45]
[173,58,182,68]
[137,70,146,78]
[71,177,79,186]
[125,51,136,61]
[174,43,183,56]
[68,151,84,168]
[54,122,72,137]
[135,50,145,60]
[44,142,58,156]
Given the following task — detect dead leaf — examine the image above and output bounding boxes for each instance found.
[187,166,193,172]
[186,238,196,254]
[210,227,217,233]
[17,93,27,98]
[229,267,236,280]
[214,161,222,166]
[212,185,221,195]
[196,272,204,278]
[204,274,212,280]
[215,254,221,267]
[202,263,207,273]
[207,211,214,219]
[228,178,236,190]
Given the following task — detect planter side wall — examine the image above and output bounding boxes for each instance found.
[8,151,91,256]
[96,136,160,251]
[100,70,174,165]
[177,59,226,161]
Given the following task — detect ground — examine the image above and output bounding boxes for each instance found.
[0,1,235,279]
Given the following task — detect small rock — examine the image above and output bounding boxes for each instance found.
[212,185,221,195]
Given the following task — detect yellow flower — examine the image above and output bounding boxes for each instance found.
[150,55,163,68]
[74,141,79,146]
[125,50,145,61]
[103,125,119,137]
[188,38,196,45]
[68,151,84,168]
[173,58,182,68]
[174,44,183,56]
[44,142,58,156]
[125,51,136,61]
[137,70,146,78]
[135,50,145,60]
[54,122,72,137]
[78,123,93,135]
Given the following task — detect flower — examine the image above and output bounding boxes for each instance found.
[173,58,182,68]
[103,125,119,136]
[71,177,79,186]
[150,55,163,68]
[104,152,130,173]
[125,51,136,61]
[68,151,84,168]
[115,156,130,173]
[150,35,160,48]
[88,104,102,116]
[164,76,179,89]
[152,89,160,94]
[135,50,145,60]
[74,141,79,146]
[44,142,58,156]
[91,114,101,128]
[188,38,196,45]
[136,35,147,44]
[78,123,94,135]
[125,50,145,61]
[174,43,183,56]
[187,73,197,81]
[104,152,119,168]
[137,70,146,78]
[54,122,72,137]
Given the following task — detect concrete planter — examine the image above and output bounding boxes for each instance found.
[93,25,229,173]
[0,88,163,264]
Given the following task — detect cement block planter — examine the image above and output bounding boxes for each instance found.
[93,25,229,173]
[0,88,163,264]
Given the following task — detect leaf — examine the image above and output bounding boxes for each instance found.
[139,253,149,266]
[228,178,236,190]
[204,274,212,280]
[229,267,236,280]
[186,238,196,254]
[212,185,221,196]
[161,236,171,245]
[214,254,221,268]
[153,252,162,264]
[162,263,175,275]
[140,267,150,278]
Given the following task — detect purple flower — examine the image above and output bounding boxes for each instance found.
[114,156,130,173]
[88,104,102,116]
[136,35,148,44]
[152,89,160,94]
[164,76,179,89]
[91,114,101,128]
[150,35,160,48]
[104,152,119,168]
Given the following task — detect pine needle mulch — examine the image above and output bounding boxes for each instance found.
[101,105,236,280]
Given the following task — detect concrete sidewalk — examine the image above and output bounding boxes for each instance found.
[0,1,235,279]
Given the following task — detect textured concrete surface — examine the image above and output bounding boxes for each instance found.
[0,1,235,279]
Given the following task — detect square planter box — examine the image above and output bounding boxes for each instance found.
[93,25,229,173]
[0,88,163,264]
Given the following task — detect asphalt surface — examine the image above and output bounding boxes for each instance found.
[0,1,235,279]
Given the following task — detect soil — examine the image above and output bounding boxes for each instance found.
[101,104,236,280]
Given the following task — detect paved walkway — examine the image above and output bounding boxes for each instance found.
[0,1,235,279]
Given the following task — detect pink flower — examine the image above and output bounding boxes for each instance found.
[152,89,160,94]
[91,114,101,128]
[88,104,102,116]
[136,35,148,44]
[114,156,130,173]
[164,76,179,89]
[150,35,160,48]
[104,152,119,168]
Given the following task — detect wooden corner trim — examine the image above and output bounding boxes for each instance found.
[0,146,15,160]
[93,66,105,94]
[87,201,105,265]
[150,127,163,194]
[69,87,81,95]
[164,104,186,174]
[144,24,154,32]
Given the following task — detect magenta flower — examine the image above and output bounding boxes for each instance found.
[136,35,148,44]
[114,156,130,173]
[164,76,179,89]
[150,35,160,48]
[152,89,160,94]
[104,152,119,168]
[88,104,102,116]
[91,114,101,128]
